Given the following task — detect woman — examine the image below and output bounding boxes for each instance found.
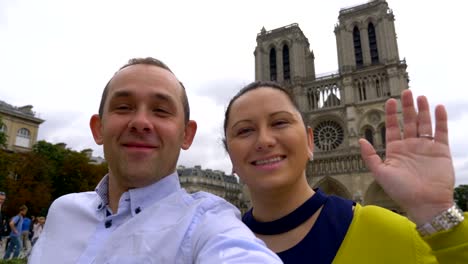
[31,216,45,246]
[223,81,467,263]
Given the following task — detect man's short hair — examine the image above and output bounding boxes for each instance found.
[98,57,190,124]
[19,205,28,211]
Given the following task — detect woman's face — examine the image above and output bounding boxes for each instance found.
[225,87,313,192]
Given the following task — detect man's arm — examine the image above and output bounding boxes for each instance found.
[9,216,18,235]
[192,198,282,263]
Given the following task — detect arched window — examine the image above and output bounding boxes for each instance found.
[0,123,6,133]
[282,44,290,81]
[365,128,374,146]
[375,79,381,97]
[358,81,367,101]
[380,125,386,147]
[269,48,277,81]
[353,26,363,67]
[15,128,31,148]
[368,23,379,64]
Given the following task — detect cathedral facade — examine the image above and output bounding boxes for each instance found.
[253,0,408,212]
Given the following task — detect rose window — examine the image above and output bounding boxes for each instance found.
[314,120,344,151]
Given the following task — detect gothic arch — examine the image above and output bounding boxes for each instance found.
[377,123,386,147]
[361,125,375,146]
[364,181,400,212]
[313,176,351,199]
[346,21,363,32]
[281,41,291,81]
[357,109,385,130]
[269,46,277,81]
[364,16,379,27]
[353,26,363,67]
[367,21,379,64]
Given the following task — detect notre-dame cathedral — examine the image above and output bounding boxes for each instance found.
[253,0,408,212]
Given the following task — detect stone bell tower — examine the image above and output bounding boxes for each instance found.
[254,0,409,212]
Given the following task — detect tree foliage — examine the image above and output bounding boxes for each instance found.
[454,184,468,212]
[0,116,7,148]
[0,140,106,217]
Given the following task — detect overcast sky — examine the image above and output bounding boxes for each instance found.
[1,0,468,185]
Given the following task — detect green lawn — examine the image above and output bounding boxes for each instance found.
[0,259,27,264]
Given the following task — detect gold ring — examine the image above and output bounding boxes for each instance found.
[418,134,434,140]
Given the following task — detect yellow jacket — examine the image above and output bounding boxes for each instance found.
[333,205,468,264]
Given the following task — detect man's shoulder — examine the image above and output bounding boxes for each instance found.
[49,191,98,212]
[183,191,237,212]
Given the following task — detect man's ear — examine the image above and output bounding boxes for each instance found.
[90,114,104,145]
[181,120,197,150]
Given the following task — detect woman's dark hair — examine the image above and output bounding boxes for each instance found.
[222,80,305,150]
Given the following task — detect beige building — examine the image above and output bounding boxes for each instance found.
[254,0,408,212]
[177,165,248,212]
[0,100,44,152]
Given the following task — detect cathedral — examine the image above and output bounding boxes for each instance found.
[253,0,408,212]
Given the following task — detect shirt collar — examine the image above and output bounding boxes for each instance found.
[95,172,181,216]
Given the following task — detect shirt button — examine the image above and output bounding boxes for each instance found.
[135,207,141,214]
[105,220,112,228]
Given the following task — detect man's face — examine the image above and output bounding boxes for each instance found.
[90,64,197,189]
[20,209,27,216]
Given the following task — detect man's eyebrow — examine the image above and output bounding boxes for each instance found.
[110,90,131,99]
[151,93,174,104]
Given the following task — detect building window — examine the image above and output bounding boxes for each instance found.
[0,124,6,133]
[380,125,386,147]
[353,26,363,67]
[269,48,277,81]
[313,120,344,151]
[365,128,374,146]
[15,128,31,148]
[375,79,381,97]
[368,23,379,64]
[357,82,367,101]
[282,44,290,81]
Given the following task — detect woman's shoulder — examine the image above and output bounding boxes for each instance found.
[353,204,414,229]
[333,205,434,263]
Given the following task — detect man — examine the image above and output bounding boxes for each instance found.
[29,57,281,263]
[20,215,31,252]
[0,191,5,243]
[3,205,27,259]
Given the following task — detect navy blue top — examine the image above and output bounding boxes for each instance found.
[243,189,354,264]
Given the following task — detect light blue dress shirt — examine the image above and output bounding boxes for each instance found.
[29,172,281,263]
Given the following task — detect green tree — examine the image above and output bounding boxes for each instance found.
[454,184,468,212]
[33,140,104,199]
[0,116,7,148]
[3,151,53,216]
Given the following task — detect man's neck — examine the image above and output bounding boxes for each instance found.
[107,176,128,214]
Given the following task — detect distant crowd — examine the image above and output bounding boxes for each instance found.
[0,192,46,260]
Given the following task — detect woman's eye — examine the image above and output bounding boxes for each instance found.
[237,128,253,136]
[273,120,289,127]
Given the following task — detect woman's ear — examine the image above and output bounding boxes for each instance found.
[307,126,314,160]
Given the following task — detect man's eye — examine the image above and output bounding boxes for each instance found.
[116,105,131,111]
[154,108,169,114]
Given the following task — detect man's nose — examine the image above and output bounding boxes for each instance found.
[128,110,152,132]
